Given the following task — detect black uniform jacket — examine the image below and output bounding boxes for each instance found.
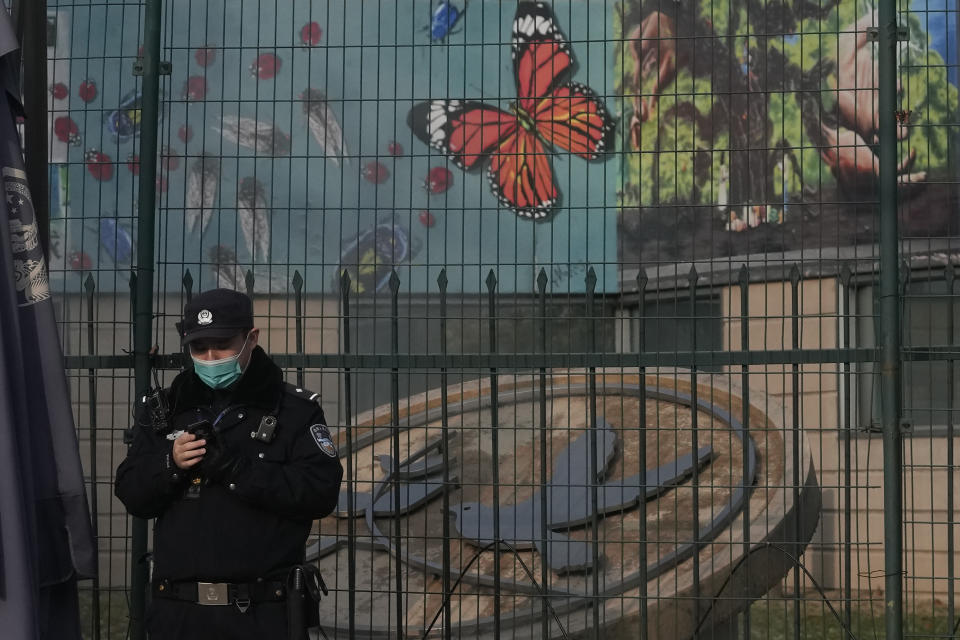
[115,347,343,582]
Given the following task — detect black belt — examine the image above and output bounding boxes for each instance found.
[153,578,287,610]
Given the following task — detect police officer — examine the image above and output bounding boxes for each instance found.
[115,288,343,639]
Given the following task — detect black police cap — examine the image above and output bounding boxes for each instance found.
[180,288,254,345]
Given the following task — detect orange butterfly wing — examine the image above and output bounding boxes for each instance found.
[507,2,613,215]
[532,82,614,160]
[512,2,573,112]
[487,126,557,219]
[407,100,517,170]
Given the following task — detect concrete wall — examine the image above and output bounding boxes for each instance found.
[721,277,960,599]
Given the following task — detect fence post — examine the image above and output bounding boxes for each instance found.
[537,268,550,639]
[789,265,802,640]
[687,264,701,637]
[130,0,165,638]
[585,267,601,638]
[877,0,904,633]
[947,263,956,634]
[293,270,304,388]
[182,270,193,303]
[839,263,853,634]
[636,269,649,640]
[485,269,501,638]
[84,274,101,640]
[340,271,356,639]
[389,270,403,639]
[437,269,452,640]
[738,264,750,640]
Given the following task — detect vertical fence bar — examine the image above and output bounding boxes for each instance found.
[585,267,600,637]
[130,0,164,637]
[898,261,912,628]
[244,270,255,299]
[537,268,549,639]
[789,265,802,640]
[738,264,750,640]
[182,272,193,365]
[293,271,304,388]
[485,269,501,638]
[182,271,193,303]
[129,272,137,331]
[340,272,356,640]
[388,270,403,639]
[877,0,905,630]
[636,270,649,640]
[946,263,955,635]
[839,264,853,633]
[84,274,101,640]
[687,265,701,636]
[437,270,452,640]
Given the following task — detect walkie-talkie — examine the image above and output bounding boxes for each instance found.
[146,346,170,433]
[125,346,170,444]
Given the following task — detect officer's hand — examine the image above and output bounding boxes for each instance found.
[172,433,206,470]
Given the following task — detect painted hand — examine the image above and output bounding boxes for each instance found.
[835,10,909,143]
[819,122,926,185]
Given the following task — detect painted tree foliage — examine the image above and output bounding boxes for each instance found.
[615,0,958,261]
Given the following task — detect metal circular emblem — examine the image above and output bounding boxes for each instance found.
[197,309,213,325]
[310,370,821,638]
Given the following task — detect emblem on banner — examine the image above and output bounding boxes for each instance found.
[5,166,50,306]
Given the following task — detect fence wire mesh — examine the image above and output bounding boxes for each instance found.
[35,0,960,638]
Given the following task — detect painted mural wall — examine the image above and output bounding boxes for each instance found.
[43,0,958,296]
[616,0,959,263]
[46,0,618,295]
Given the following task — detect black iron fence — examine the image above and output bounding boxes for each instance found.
[60,254,959,639]
[35,0,960,637]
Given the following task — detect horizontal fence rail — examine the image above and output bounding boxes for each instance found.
[65,347,960,370]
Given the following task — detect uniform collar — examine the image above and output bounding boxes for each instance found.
[170,346,283,412]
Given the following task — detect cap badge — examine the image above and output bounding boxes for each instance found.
[197,309,213,325]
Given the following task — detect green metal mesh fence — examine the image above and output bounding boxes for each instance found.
[37,0,960,638]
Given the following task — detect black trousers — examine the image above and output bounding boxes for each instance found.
[147,598,288,640]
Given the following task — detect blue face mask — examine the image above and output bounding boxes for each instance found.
[191,335,250,390]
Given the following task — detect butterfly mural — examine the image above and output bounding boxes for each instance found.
[407,1,615,220]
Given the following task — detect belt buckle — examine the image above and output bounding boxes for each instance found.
[197,582,229,605]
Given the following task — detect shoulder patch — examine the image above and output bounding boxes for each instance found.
[309,423,338,457]
[284,382,322,404]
